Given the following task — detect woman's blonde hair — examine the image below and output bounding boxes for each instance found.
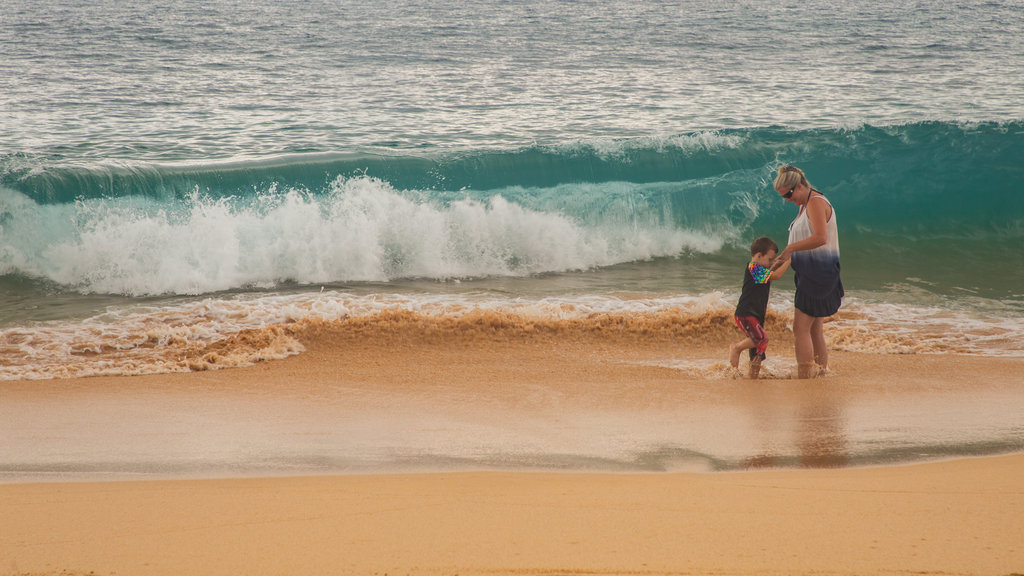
[773,164,808,192]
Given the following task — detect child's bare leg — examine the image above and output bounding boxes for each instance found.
[810,317,829,373]
[729,338,754,368]
[748,355,762,379]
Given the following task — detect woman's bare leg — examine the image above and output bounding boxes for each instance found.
[792,310,817,378]
[810,317,829,373]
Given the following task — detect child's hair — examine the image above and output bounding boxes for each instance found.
[750,236,779,256]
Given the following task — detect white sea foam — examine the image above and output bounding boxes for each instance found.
[0,291,729,381]
[830,298,1024,358]
[1,289,1022,381]
[0,177,731,296]
[549,131,747,160]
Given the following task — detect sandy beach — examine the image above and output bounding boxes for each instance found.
[2,314,1024,576]
[3,455,1023,576]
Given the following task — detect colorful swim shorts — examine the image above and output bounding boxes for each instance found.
[734,316,768,360]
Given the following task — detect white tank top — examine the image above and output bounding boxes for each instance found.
[788,193,840,257]
[787,192,841,297]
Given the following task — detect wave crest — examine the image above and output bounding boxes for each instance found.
[1,175,729,295]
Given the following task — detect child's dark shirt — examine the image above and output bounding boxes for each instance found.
[734,261,773,324]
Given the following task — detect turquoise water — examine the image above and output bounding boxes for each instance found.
[2,0,1023,359]
[3,121,1022,299]
[1,0,1023,476]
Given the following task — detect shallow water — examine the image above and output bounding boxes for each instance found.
[3,355,1022,482]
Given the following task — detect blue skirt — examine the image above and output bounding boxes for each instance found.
[793,269,844,318]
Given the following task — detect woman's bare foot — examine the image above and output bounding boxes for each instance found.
[797,361,820,379]
[815,355,829,375]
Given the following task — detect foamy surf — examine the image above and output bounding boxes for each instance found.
[644,357,804,381]
[2,290,1021,381]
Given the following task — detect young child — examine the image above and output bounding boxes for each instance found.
[731,236,790,378]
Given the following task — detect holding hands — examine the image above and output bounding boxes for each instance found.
[770,248,791,271]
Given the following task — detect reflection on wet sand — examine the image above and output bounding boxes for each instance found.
[796,382,849,468]
[739,380,849,469]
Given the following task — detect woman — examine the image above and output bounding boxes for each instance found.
[771,165,843,378]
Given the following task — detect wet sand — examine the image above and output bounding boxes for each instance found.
[2,316,1024,575]
[2,315,1022,478]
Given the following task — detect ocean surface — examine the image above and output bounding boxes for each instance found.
[1,0,1023,476]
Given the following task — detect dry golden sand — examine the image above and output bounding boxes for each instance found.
[2,316,1024,576]
[3,456,1024,576]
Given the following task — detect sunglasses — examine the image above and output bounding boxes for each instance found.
[782,186,796,199]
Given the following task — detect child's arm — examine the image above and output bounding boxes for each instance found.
[768,258,790,282]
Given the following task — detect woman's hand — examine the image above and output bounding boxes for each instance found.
[771,248,791,271]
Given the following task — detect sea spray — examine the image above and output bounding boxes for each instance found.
[1,175,734,296]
